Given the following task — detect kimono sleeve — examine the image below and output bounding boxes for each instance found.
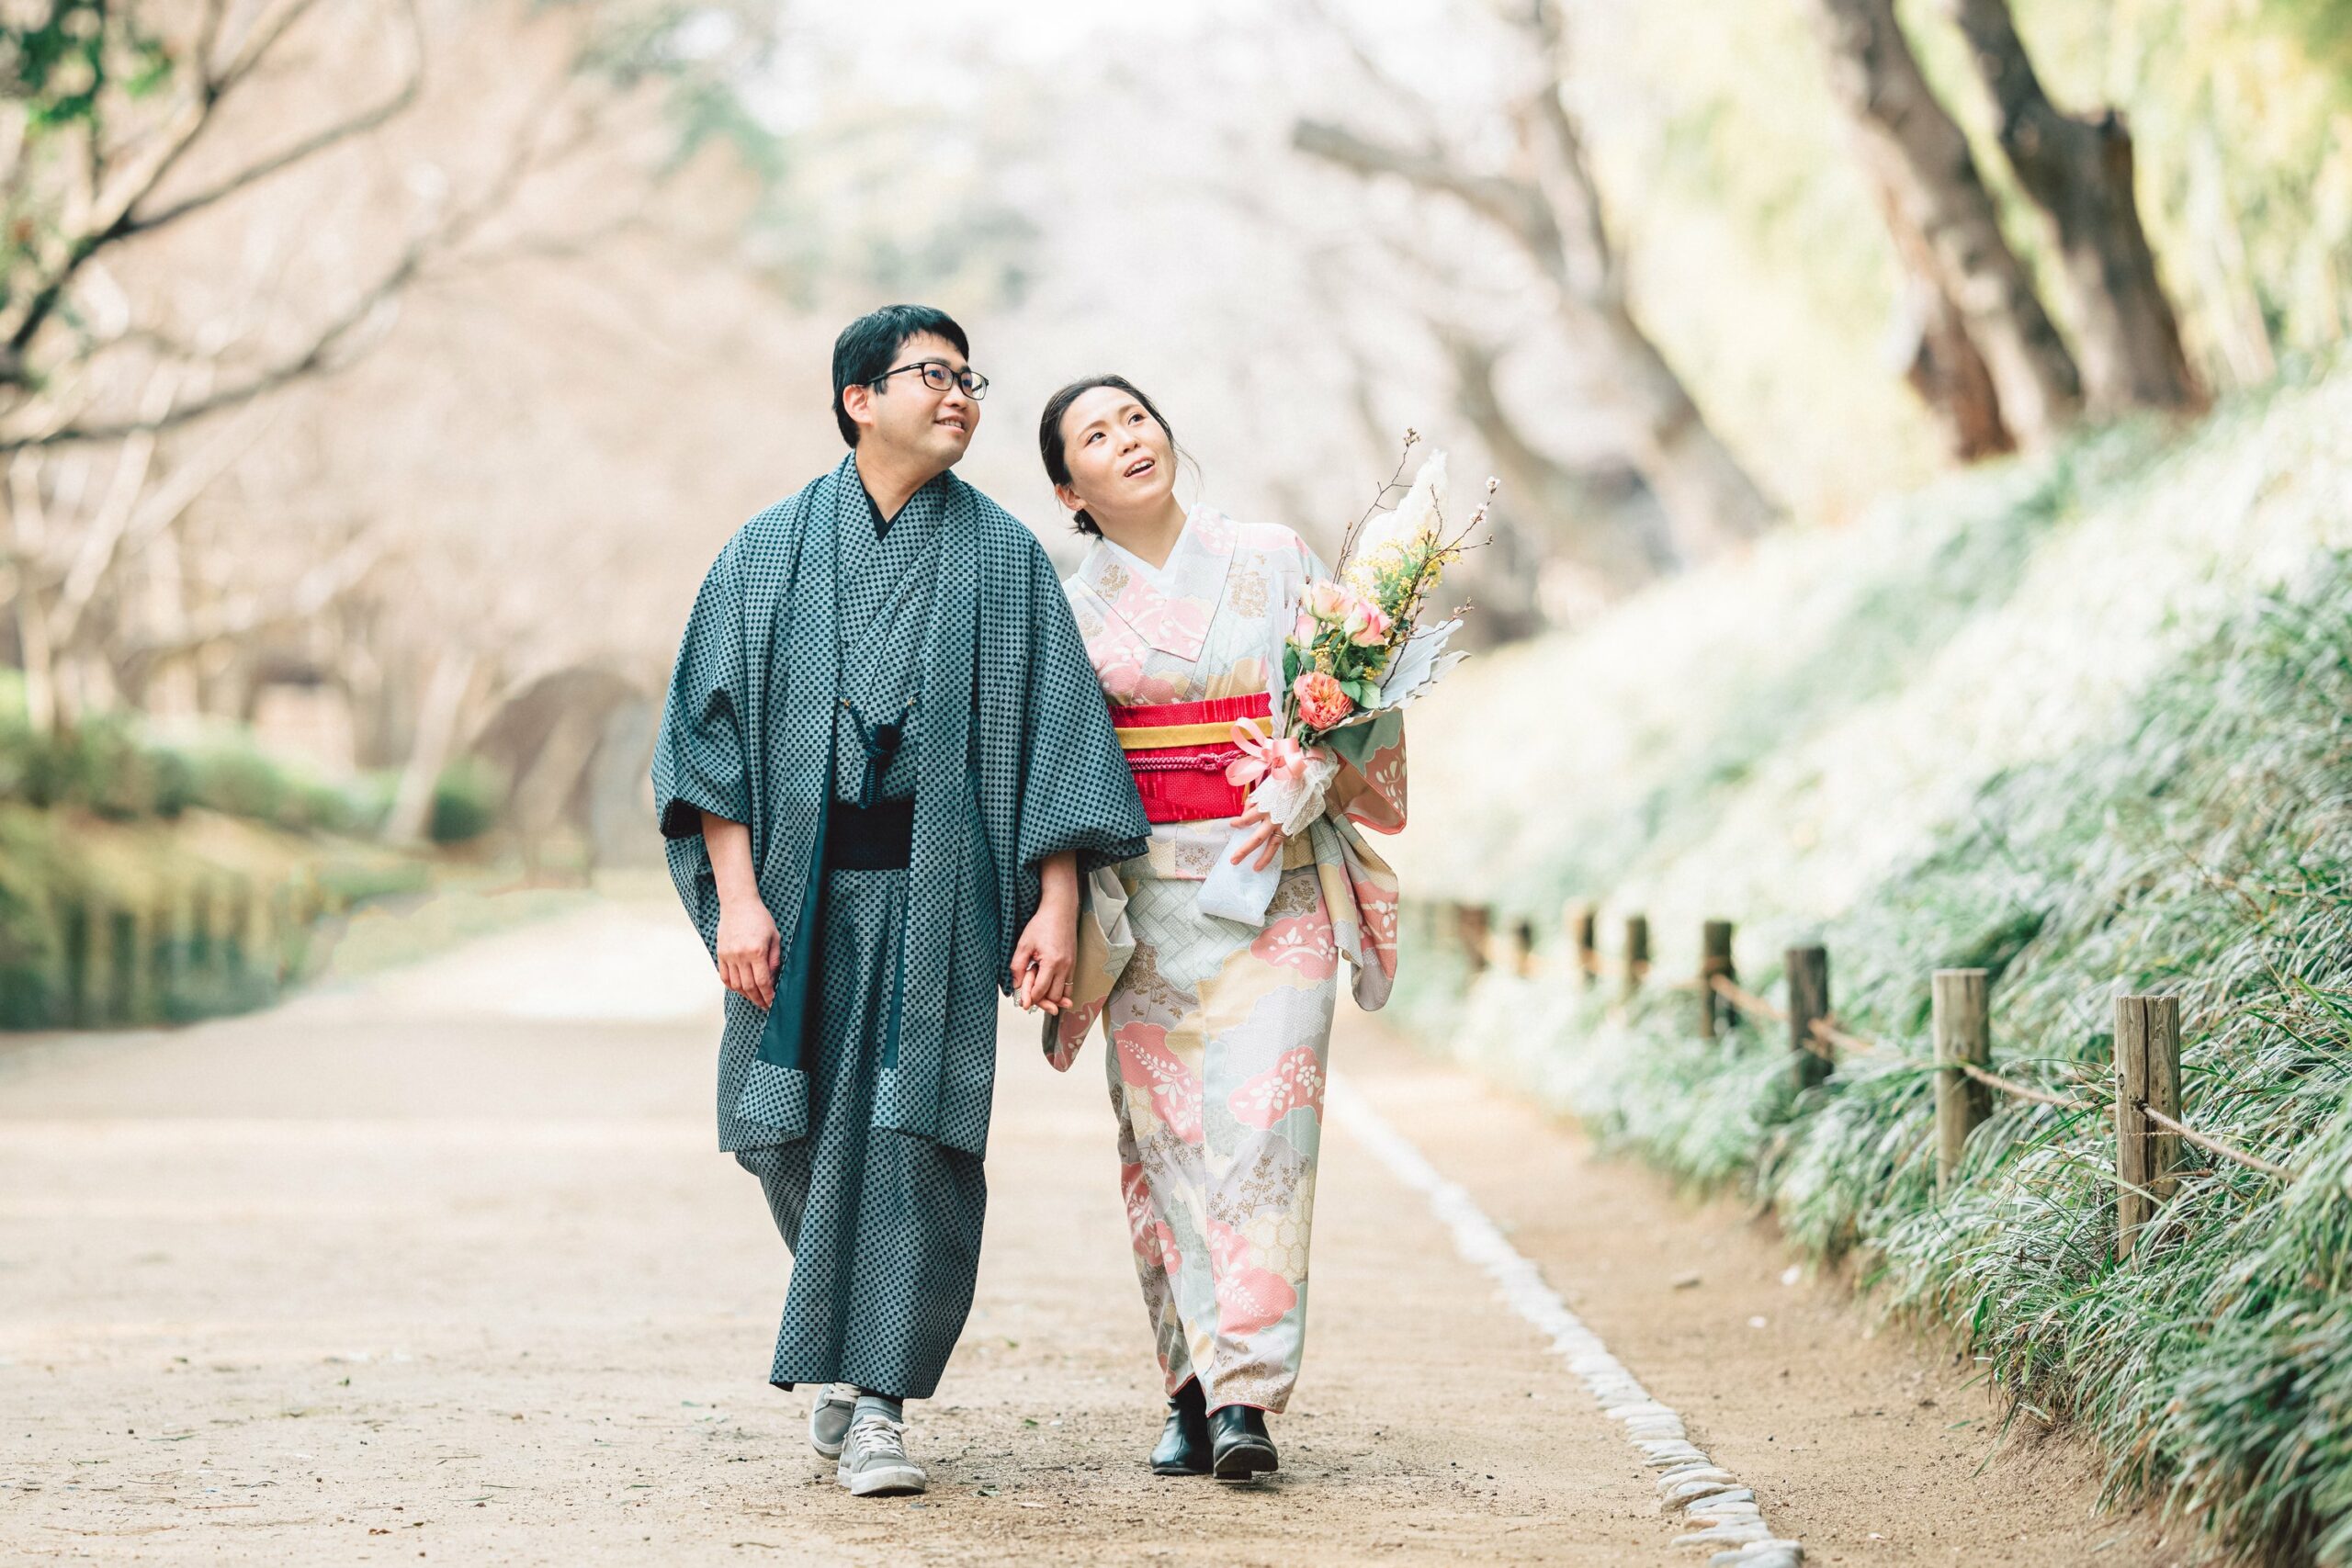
[650,543,754,842]
[1013,540,1151,882]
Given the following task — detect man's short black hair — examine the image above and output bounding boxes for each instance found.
[831,304,971,446]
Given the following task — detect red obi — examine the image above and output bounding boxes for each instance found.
[1109,693,1272,825]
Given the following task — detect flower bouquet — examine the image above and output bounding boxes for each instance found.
[1199,434,1487,925]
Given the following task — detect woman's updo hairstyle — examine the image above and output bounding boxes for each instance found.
[1037,373,1182,537]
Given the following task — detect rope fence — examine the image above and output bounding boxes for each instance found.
[1954,1058,2092,1113]
[2140,1102,2295,1180]
[1437,899,2299,1259]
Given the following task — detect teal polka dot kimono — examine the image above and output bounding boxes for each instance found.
[651,454,1148,1398]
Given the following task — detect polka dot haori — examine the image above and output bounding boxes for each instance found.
[653,454,1150,1398]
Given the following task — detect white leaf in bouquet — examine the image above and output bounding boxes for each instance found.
[1376,615,1465,707]
[1345,451,1449,594]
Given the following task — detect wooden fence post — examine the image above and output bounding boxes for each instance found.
[1787,945,1832,1089]
[1622,914,1650,1001]
[1932,968,1991,1194]
[2115,994,2183,1260]
[1456,903,1492,974]
[111,906,143,1022]
[224,875,253,980]
[61,895,92,1027]
[1700,919,1736,1038]
[1573,904,1599,989]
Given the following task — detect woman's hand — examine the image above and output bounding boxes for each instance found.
[1012,901,1077,1015]
[1228,805,1285,872]
[715,896,781,1009]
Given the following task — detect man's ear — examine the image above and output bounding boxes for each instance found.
[842,381,876,434]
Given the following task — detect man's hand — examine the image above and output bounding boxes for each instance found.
[1012,901,1076,1016]
[1227,806,1284,872]
[716,897,781,1009]
[699,809,776,1007]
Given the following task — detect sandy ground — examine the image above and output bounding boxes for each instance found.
[0,897,2196,1565]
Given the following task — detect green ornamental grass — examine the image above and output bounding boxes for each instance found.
[1398,348,2352,1562]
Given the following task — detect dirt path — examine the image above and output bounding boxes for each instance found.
[1,897,2188,1565]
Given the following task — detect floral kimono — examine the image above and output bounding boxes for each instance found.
[1053,504,1407,1416]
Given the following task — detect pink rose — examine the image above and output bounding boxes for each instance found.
[1292,606,1318,644]
[1342,593,1393,647]
[1307,581,1351,622]
[1293,671,1354,730]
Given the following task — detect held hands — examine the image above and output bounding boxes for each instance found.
[715,897,781,1009]
[1011,898,1077,1017]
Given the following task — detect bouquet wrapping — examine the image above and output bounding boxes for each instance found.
[1198,441,1485,925]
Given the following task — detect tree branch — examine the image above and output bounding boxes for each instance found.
[118,520,393,671]
[119,7,424,239]
[4,0,420,365]
[5,232,424,452]
[1292,119,1560,271]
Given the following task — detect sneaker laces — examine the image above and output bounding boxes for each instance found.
[815,1382,858,1410]
[846,1413,908,1461]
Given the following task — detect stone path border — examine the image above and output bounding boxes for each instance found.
[1329,1075,1804,1566]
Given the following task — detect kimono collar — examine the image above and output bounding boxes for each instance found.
[1077,502,1238,662]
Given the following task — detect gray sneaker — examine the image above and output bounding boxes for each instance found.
[836,1412,927,1496]
[808,1384,859,1460]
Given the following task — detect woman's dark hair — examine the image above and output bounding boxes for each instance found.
[1037,374,1180,536]
[831,304,970,447]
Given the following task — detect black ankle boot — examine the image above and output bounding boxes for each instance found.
[1207,1404,1278,1480]
[1149,1380,1211,1476]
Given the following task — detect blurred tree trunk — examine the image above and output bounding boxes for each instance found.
[384,649,478,846]
[1936,0,2203,415]
[1802,0,2084,446]
[1435,328,1677,595]
[1872,188,2017,459]
[1293,116,1775,563]
[1295,1,1778,566]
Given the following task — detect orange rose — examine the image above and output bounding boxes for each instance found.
[1293,671,1354,731]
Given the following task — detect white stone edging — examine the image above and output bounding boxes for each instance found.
[1328,1076,1803,1567]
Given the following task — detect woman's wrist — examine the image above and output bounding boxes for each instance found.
[1035,850,1080,916]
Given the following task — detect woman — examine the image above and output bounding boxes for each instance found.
[1027,375,1407,1482]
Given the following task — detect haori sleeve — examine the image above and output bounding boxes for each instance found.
[650,542,754,841]
[1013,542,1152,880]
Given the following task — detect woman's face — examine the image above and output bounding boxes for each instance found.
[1055,385,1175,521]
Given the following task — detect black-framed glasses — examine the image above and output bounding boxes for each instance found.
[870,359,989,400]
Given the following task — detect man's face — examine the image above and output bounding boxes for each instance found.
[847,333,980,468]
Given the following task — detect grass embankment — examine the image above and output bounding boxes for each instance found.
[0,693,522,1029]
[1392,348,2352,1563]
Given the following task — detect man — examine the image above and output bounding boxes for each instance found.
[650,305,1149,1496]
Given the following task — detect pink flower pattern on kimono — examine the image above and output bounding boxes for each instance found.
[1122,1163,1184,1274]
[1087,621,1153,703]
[1344,739,1408,833]
[1229,1045,1327,1131]
[1115,582,1212,658]
[1051,998,1103,1069]
[1114,1021,1201,1141]
[1250,911,1339,979]
[1352,879,1399,968]
[1209,1219,1298,1337]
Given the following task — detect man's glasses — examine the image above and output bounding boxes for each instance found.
[870,359,989,400]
